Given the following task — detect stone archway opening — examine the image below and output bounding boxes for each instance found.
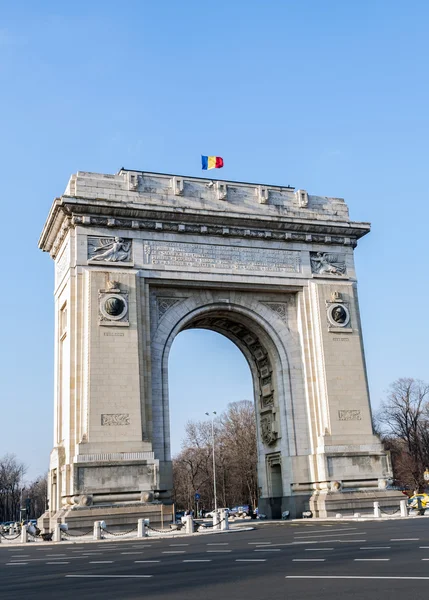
[164,306,288,518]
[168,327,254,455]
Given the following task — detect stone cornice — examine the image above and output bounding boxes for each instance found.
[39,195,370,257]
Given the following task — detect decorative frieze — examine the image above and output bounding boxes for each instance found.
[101,413,130,426]
[338,409,361,421]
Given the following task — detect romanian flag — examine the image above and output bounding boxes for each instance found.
[201,155,224,170]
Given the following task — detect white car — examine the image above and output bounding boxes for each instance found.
[205,508,230,519]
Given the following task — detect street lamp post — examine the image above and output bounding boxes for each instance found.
[205,411,217,514]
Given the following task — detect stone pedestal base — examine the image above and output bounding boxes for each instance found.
[309,489,405,518]
[38,502,174,533]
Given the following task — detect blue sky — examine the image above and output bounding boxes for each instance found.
[0,1,428,480]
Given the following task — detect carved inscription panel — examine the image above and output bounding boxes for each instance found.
[143,241,301,274]
[338,409,361,421]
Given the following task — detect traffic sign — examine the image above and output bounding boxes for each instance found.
[195,492,201,500]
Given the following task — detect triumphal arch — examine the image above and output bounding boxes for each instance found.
[39,169,400,526]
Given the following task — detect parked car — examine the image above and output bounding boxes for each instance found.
[205,508,230,519]
[230,505,252,517]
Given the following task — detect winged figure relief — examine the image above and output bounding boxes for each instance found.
[310,252,346,276]
[88,237,131,262]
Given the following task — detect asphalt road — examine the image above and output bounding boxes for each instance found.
[2,519,429,599]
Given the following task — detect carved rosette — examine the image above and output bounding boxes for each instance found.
[261,302,288,323]
[157,297,181,321]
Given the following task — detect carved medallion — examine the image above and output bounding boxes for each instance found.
[327,303,350,328]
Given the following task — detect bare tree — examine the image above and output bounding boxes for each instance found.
[172,400,258,512]
[0,454,26,522]
[24,474,48,519]
[376,378,429,491]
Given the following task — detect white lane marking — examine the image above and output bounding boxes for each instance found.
[421,559,429,561]
[135,560,160,563]
[46,562,70,565]
[360,547,391,550]
[11,555,30,558]
[354,559,390,562]
[169,544,189,547]
[66,575,153,579]
[337,540,367,543]
[236,559,266,562]
[7,563,27,566]
[292,559,325,562]
[162,551,186,554]
[132,544,152,547]
[121,552,144,555]
[207,543,229,546]
[286,576,429,580]
[305,548,334,551]
[206,550,232,553]
[248,542,271,545]
[183,560,212,562]
[2,557,84,563]
[420,546,429,549]
[295,527,357,536]
[390,538,419,541]
[294,532,366,539]
[46,554,67,557]
[254,548,281,552]
[89,561,114,564]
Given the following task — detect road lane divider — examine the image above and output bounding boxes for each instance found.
[65,575,153,579]
[292,559,325,562]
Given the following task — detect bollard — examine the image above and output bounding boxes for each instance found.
[21,525,28,544]
[137,518,146,538]
[213,511,220,530]
[53,523,61,543]
[93,521,101,541]
[184,515,194,534]
[374,502,381,518]
[220,509,229,531]
[400,499,408,517]
[9,524,15,535]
